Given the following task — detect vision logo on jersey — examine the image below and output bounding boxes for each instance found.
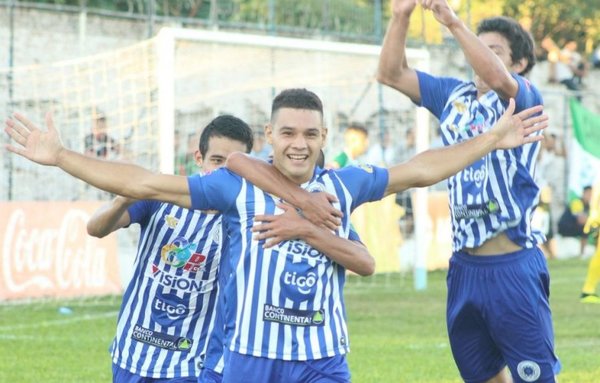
[131,324,193,351]
[152,294,189,326]
[282,239,325,261]
[453,199,500,220]
[263,304,325,326]
[160,237,207,272]
[151,265,208,293]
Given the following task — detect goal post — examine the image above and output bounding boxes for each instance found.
[0,27,441,299]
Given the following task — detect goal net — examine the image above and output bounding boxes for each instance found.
[0,28,443,299]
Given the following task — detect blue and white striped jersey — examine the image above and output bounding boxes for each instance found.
[188,165,388,361]
[201,225,363,374]
[111,200,222,378]
[416,70,545,251]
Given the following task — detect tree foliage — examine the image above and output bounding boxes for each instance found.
[16,0,600,52]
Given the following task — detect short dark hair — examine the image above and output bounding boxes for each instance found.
[317,149,325,168]
[477,16,536,75]
[346,122,368,136]
[198,115,254,157]
[271,88,323,122]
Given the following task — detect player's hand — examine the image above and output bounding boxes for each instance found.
[419,0,460,29]
[298,192,343,231]
[493,99,548,150]
[584,214,600,235]
[252,203,310,248]
[5,112,64,166]
[392,0,418,17]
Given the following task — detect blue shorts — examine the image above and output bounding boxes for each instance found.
[446,247,561,383]
[221,351,350,383]
[112,364,197,383]
[198,367,223,383]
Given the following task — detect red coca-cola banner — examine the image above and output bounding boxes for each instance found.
[0,201,121,300]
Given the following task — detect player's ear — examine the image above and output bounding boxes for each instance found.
[194,149,203,167]
[265,123,273,145]
[511,57,528,74]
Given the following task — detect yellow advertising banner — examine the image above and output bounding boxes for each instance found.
[351,192,452,272]
[0,201,121,300]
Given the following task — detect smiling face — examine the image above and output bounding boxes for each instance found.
[196,135,250,174]
[265,107,327,184]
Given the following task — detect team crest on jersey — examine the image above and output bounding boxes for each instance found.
[160,237,206,272]
[164,214,179,229]
[358,164,373,173]
[306,182,325,193]
[452,100,468,113]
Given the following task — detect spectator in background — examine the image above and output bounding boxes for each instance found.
[548,41,589,99]
[250,130,272,161]
[534,133,567,260]
[366,130,398,166]
[558,185,592,256]
[175,131,198,176]
[328,122,369,169]
[84,110,119,159]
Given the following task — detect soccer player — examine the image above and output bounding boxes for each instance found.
[580,181,600,304]
[86,115,254,382]
[5,87,545,382]
[376,0,560,381]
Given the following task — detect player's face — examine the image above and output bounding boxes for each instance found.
[474,32,515,94]
[195,136,249,174]
[266,107,326,184]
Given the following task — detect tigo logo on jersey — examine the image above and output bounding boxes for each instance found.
[283,271,317,295]
[160,237,206,272]
[461,165,487,188]
[153,294,189,325]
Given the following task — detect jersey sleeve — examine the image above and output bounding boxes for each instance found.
[187,168,242,212]
[512,73,544,112]
[336,165,389,211]
[416,70,464,119]
[127,200,161,226]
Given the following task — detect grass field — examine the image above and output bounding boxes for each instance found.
[1,258,598,382]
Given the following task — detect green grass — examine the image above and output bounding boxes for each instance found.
[1,259,599,382]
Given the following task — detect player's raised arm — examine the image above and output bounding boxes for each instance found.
[5,111,192,208]
[253,203,374,276]
[376,0,421,103]
[421,0,518,99]
[384,99,547,195]
[225,152,342,230]
[87,196,135,238]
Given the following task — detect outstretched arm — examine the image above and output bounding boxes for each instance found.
[376,0,421,103]
[253,203,374,276]
[5,112,192,208]
[87,196,135,238]
[225,153,342,230]
[384,99,547,195]
[422,0,518,99]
